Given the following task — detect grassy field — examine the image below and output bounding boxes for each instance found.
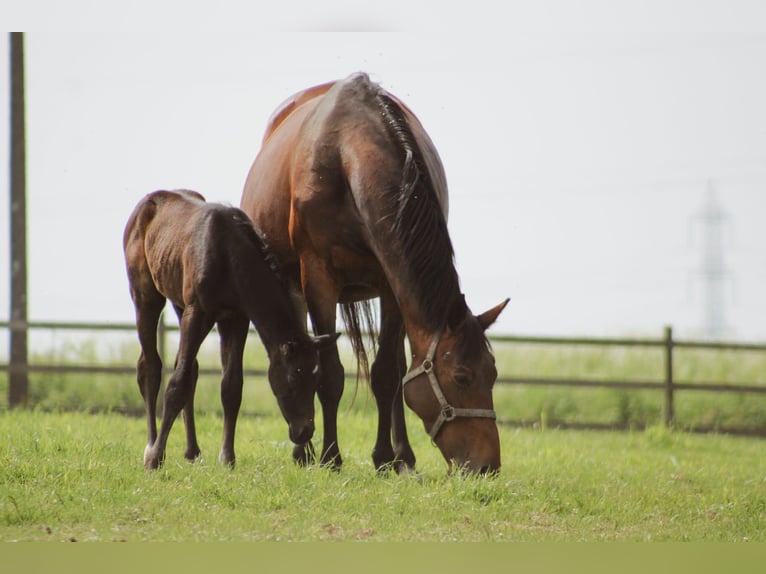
[2,332,766,543]
[1,408,765,542]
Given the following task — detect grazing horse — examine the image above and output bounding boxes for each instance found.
[241,73,509,474]
[123,189,338,469]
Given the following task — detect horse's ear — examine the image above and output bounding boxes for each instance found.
[447,294,469,330]
[477,298,510,331]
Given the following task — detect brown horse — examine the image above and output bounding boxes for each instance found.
[241,73,509,474]
[123,189,338,469]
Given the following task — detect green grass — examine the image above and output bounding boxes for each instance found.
[2,332,766,541]
[1,409,765,542]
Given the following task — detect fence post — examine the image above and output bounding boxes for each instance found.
[9,33,28,408]
[663,325,674,428]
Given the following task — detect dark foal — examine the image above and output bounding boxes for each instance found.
[123,189,338,469]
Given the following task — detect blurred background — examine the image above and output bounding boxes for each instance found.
[1,1,765,343]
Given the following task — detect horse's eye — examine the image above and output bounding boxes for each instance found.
[453,367,473,387]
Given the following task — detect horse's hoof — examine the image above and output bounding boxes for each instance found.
[374,459,418,476]
[319,451,343,471]
[184,448,202,462]
[394,461,420,478]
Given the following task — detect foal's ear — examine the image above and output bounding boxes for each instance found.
[311,332,341,350]
[477,298,510,331]
[279,341,297,357]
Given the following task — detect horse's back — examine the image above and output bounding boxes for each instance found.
[242,74,448,265]
[241,85,329,268]
[262,80,335,144]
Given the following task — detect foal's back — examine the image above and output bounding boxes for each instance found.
[124,189,267,314]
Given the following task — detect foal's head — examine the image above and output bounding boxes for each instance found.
[267,333,340,445]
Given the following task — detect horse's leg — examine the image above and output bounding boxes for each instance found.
[391,351,416,473]
[217,314,249,467]
[170,304,202,462]
[144,306,213,470]
[315,330,345,469]
[371,290,416,473]
[132,293,165,464]
[302,273,344,469]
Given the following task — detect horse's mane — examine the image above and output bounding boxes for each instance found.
[375,91,461,331]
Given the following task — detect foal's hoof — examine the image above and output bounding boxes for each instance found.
[292,441,316,466]
[143,445,162,470]
[218,450,236,469]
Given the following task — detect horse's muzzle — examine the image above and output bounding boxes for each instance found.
[450,455,501,476]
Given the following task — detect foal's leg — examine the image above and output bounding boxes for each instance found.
[287,288,316,465]
[132,293,165,463]
[171,304,202,462]
[217,314,249,467]
[371,290,416,473]
[181,355,202,461]
[144,306,214,470]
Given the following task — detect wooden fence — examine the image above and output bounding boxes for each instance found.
[2,320,766,435]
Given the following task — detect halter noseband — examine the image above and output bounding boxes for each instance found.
[401,328,496,441]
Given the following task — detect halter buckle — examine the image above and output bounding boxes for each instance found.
[441,405,456,422]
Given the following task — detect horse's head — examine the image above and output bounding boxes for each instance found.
[268,333,340,444]
[403,297,509,474]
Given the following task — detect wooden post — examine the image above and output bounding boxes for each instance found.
[9,32,28,408]
[663,325,674,427]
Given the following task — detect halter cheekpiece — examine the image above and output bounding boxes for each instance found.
[402,328,496,441]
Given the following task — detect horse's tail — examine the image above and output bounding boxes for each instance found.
[339,300,378,390]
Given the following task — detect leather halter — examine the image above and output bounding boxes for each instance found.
[402,328,496,441]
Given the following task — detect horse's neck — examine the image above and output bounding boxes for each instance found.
[378,234,461,335]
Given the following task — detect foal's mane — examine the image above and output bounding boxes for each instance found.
[227,207,285,286]
[375,91,461,331]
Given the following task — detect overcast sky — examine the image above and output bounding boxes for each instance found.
[1,1,766,343]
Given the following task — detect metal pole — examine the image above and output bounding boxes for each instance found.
[9,32,28,408]
[663,326,674,427]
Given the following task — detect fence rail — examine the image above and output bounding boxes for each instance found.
[2,320,766,435]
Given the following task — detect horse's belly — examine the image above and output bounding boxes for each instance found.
[339,284,379,303]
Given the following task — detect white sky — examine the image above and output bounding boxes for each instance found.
[1,1,766,342]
